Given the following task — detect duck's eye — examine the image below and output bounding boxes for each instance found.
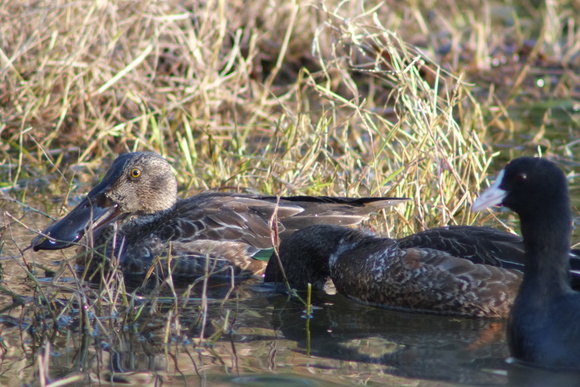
[130,168,141,178]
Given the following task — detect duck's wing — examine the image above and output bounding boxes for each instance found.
[332,239,521,318]
[113,194,403,277]
[395,225,580,289]
[395,226,526,270]
[273,196,407,230]
[161,193,407,249]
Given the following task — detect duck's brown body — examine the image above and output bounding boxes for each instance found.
[32,152,406,279]
[265,224,524,318]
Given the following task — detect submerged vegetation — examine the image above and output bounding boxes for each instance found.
[1,0,579,385]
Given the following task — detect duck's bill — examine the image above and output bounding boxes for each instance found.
[32,194,122,251]
[472,170,506,212]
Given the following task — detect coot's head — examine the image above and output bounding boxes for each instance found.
[472,157,569,216]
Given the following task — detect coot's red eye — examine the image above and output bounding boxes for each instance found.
[516,173,527,182]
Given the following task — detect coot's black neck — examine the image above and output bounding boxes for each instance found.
[518,196,572,296]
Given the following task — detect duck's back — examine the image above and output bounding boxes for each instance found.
[331,237,520,318]
[395,226,525,268]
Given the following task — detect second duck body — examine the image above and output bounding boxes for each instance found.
[265,224,580,318]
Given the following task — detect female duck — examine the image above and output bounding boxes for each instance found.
[32,152,405,279]
[266,224,526,318]
[265,205,580,318]
[473,157,580,370]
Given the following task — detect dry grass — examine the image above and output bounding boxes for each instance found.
[1,0,580,385]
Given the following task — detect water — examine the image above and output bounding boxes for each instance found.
[4,268,580,387]
[0,269,511,386]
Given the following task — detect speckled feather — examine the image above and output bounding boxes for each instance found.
[265,225,535,318]
[332,239,519,317]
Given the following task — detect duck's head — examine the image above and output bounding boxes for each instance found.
[32,152,178,251]
[472,157,569,215]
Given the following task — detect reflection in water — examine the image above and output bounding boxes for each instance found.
[0,269,510,386]
[0,282,504,385]
[269,289,509,385]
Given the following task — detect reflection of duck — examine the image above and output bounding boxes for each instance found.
[31,152,406,279]
[268,289,509,385]
[265,224,580,318]
[473,157,580,370]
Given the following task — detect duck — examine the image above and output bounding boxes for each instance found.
[264,223,580,319]
[31,152,407,279]
[472,157,580,370]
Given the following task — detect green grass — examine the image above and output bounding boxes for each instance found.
[1,0,580,385]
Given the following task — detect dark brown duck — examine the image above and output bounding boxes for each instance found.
[265,223,580,318]
[32,152,406,279]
